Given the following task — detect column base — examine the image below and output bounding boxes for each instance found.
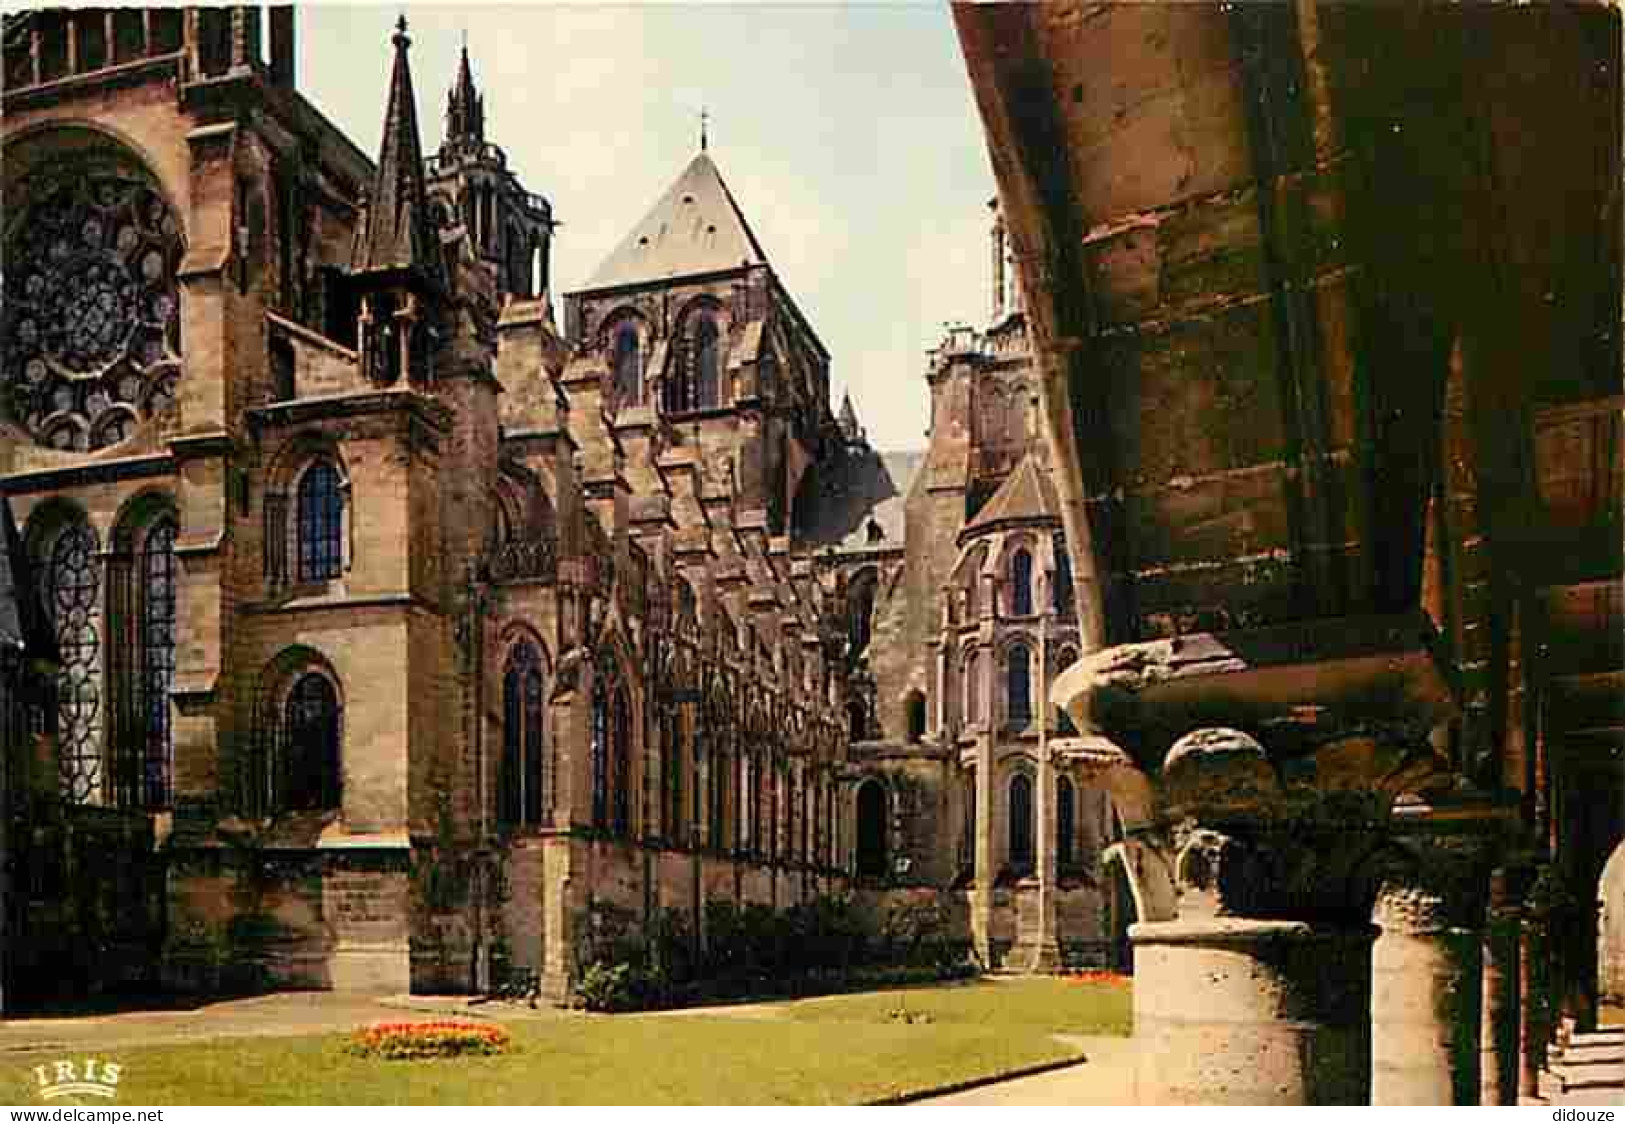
[1132,918,1376,1105]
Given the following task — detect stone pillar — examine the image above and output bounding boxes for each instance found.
[1371,868,1484,1104]
[1021,744,1062,971]
[1127,729,1391,1106]
[1052,619,1455,1107]
[1135,918,1376,1105]
[970,730,995,966]
[1480,885,1521,1105]
[1518,917,1542,1100]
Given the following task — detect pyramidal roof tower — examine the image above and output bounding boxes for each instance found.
[350,15,442,289]
[581,151,770,292]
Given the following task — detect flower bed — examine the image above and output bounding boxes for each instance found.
[1059,969,1131,987]
[345,1020,512,1060]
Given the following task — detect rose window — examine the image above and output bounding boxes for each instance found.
[2,173,182,451]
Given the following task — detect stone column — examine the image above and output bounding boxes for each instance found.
[1517,911,1548,1100]
[970,729,995,966]
[1052,617,1455,1107]
[1370,857,1485,1104]
[1480,878,1521,1105]
[1021,747,1062,971]
[1135,917,1376,1105]
[1128,729,1389,1106]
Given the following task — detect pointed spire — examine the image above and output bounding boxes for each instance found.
[838,390,863,444]
[352,14,443,286]
[445,36,485,155]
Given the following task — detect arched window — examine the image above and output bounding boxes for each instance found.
[965,649,982,725]
[284,673,341,811]
[662,706,683,843]
[1057,775,1077,870]
[960,772,976,872]
[612,685,632,837]
[296,460,343,582]
[591,669,611,830]
[905,690,927,743]
[1010,548,1034,616]
[611,324,642,406]
[752,750,767,856]
[138,518,177,808]
[499,642,546,829]
[1053,534,1074,614]
[693,314,721,409]
[1006,642,1032,729]
[847,572,876,662]
[43,519,103,804]
[855,779,888,879]
[848,699,867,744]
[1009,772,1034,873]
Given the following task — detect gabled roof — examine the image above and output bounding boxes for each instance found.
[580,152,769,292]
[0,498,53,661]
[351,17,443,287]
[960,450,1061,542]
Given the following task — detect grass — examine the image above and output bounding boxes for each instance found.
[5,978,1132,1105]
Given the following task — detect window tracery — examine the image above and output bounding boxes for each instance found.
[3,172,182,450]
[46,521,103,803]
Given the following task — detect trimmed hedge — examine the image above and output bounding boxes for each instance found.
[572,892,977,1013]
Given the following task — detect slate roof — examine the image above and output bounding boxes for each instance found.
[960,450,1061,542]
[581,152,769,292]
[795,447,924,554]
[0,498,53,661]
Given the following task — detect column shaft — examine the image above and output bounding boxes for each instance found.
[1133,920,1376,1105]
[1480,911,1521,1105]
[1371,926,1482,1103]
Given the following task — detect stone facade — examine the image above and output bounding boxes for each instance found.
[812,258,1121,968]
[0,8,864,1004]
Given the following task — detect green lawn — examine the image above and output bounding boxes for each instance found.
[6,978,1132,1105]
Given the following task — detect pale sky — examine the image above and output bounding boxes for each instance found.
[299,2,995,451]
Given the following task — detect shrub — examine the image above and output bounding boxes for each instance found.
[345,1020,511,1060]
[575,961,637,1013]
[570,891,978,1013]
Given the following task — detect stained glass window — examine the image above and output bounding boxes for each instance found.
[1009,773,1034,872]
[140,518,177,807]
[611,685,632,837]
[1057,775,1076,870]
[3,172,182,450]
[1007,642,1032,728]
[663,708,682,842]
[612,325,642,406]
[694,316,720,409]
[296,460,343,582]
[591,675,609,829]
[47,522,102,803]
[1010,549,1034,616]
[965,649,982,725]
[500,642,546,828]
[1053,534,1074,614]
[284,672,340,810]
